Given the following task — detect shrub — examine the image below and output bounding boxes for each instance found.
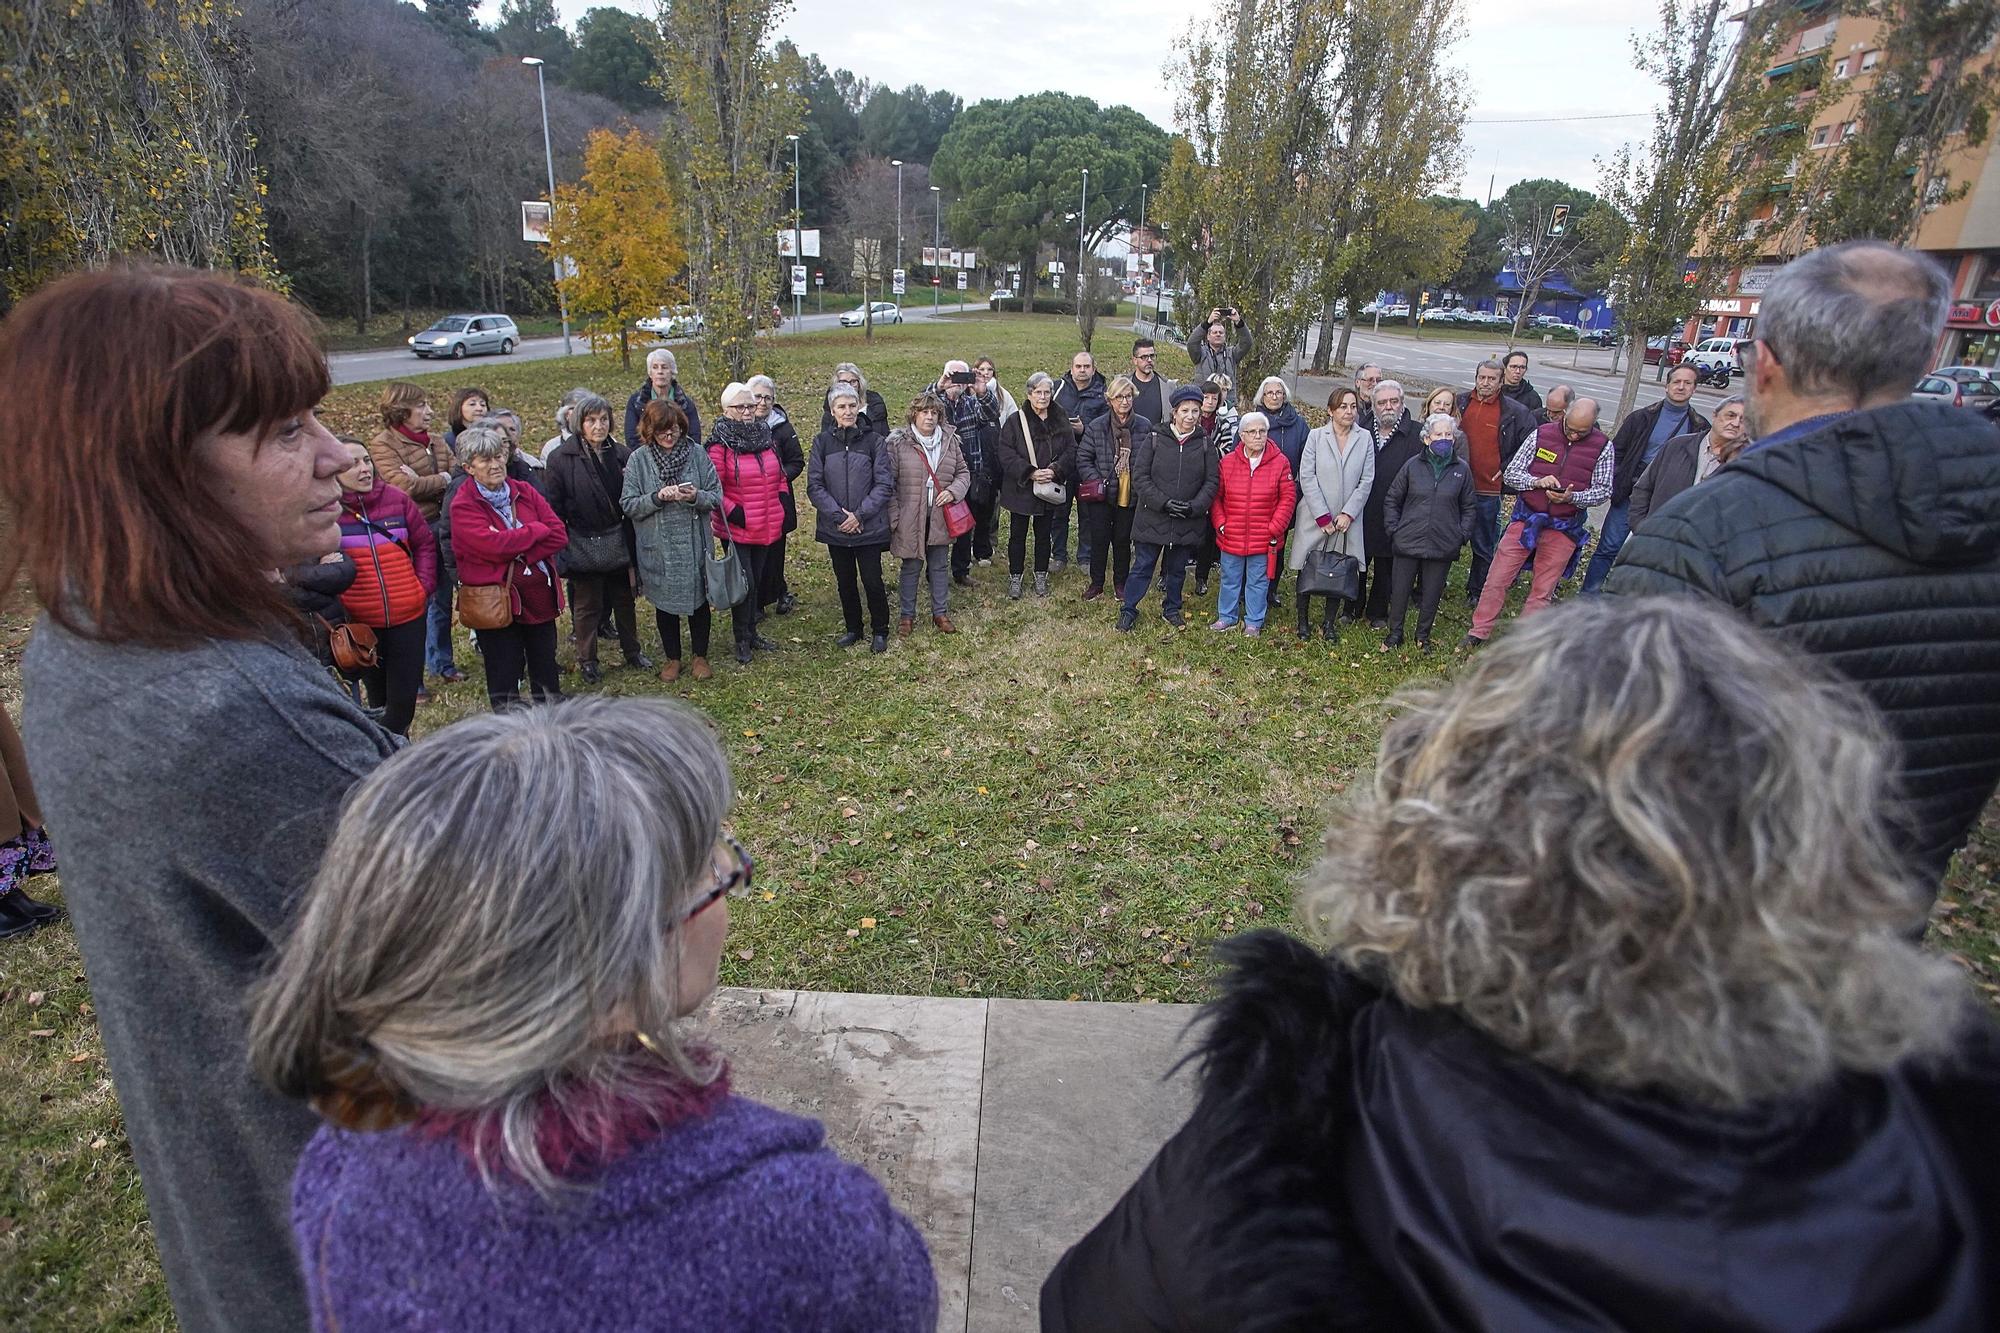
[990,296,1119,316]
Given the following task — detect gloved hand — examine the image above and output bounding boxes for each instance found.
[1165,499,1192,519]
[727,504,746,528]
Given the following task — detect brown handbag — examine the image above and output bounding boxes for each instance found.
[456,562,515,630]
[318,618,378,676]
[910,436,976,539]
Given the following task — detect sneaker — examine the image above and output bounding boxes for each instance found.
[1008,575,1024,600]
[1115,609,1138,632]
[1082,585,1103,601]
[977,557,993,567]
[1163,612,1188,629]
[1209,618,1239,631]
[1458,634,1485,653]
[775,592,799,615]
[1244,624,1262,638]
[1034,573,1050,598]
[1193,579,1209,597]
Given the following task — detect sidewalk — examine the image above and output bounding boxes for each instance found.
[707,986,1199,1332]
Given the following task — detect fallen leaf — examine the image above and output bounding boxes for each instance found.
[68,1051,90,1064]
[860,917,877,929]
[760,891,776,902]
[26,991,45,1007]
[842,807,859,818]
[737,948,755,961]
[90,1137,107,1150]
[991,914,1009,929]
[846,836,861,846]
[976,785,989,795]
[845,928,861,938]
[742,729,759,737]
[28,1029,54,1039]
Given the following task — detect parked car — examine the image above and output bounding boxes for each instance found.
[408,314,519,359]
[840,301,904,327]
[1930,364,1998,385]
[637,306,705,339]
[1688,336,1753,374]
[989,287,1015,305]
[1383,303,1411,318]
[1913,373,2000,408]
[1579,327,1616,346]
[1644,336,1690,366]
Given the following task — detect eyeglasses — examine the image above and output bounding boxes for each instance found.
[674,834,752,925]
[1133,352,1156,360]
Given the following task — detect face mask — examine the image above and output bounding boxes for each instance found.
[1428,438,1453,458]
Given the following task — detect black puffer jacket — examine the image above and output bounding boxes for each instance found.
[1607,396,1709,508]
[1383,451,1476,559]
[1361,413,1424,558]
[768,405,805,534]
[1042,930,2000,1333]
[1608,402,2000,887]
[995,408,1077,517]
[1130,426,1219,547]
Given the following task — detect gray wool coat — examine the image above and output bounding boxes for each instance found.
[621,441,724,615]
[1290,422,1376,571]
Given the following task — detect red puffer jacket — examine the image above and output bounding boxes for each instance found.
[1212,446,1298,572]
[708,443,788,547]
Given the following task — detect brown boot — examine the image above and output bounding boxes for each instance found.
[898,617,914,637]
[689,657,713,681]
[932,614,957,633]
[658,659,682,684]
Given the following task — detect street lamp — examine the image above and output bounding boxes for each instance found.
[521,57,571,356]
[892,159,904,270]
[786,133,801,331]
[1137,182,1149,324]
[1077,168,1089,310]
[930,184,941,314]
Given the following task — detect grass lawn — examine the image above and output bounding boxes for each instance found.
[2,312,1995,1328]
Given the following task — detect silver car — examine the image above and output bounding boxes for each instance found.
[408,314,519,359]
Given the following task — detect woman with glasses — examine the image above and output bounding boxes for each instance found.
[250,697,938,1333]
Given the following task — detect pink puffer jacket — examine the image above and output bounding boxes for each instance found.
[708,443,788,547]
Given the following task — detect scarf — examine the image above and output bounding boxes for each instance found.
[1373,412,1404,453]
[1109,413,1133,476]
[475,478,516,524]
[646,436,694,485]
[715,416,773,455]
[394,423,432,447]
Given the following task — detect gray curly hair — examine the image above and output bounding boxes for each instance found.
[1298,596,1968,1109]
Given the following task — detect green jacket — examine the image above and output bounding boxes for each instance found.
[620,441,723,615]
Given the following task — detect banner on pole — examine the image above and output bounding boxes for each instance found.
[892,268,907,296]
[521,201,551,243]
[777,230,822,257]
[956,271,968,290]
[790,264,807,296]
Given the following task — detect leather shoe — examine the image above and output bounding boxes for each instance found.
[689,657,713,680]
[836,631,862,647]
[733,641,753,665]
[898,617,914,637]
[932,614,957,633]
[749,635,781,651]
[659,660,681,683]
[437,666,467,684]
[870,633,888,654]
[1082,585,1103,601]
[580,662,602,685]
[625,653,656,671]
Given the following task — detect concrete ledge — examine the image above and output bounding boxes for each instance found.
[707,988,1200,1333]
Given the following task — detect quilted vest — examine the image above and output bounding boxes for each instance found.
[1517,423,1607,519]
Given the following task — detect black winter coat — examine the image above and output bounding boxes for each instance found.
[1384,453,1477,559]
[995,408,1077,517]
[1607,396,1710,508]
[1608,402,2000,888]
[1054,371,1109,434]
[1042,930,2000,1333]
[1361,413,1424,558]
[805,424,894,547]
[544,437,632,537]
[624,381,703,458]
[768,405,805,534]
[1628,429,1708,528]
[1130,427,1220,548]
[1077,410,1154,509]
[1501,376,1543,415]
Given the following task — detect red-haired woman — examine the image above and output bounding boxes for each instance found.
[334,440,439,734]
[0,265,400,1332]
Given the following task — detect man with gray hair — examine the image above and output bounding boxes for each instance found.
[1610,239,2000,893]
[625,348,701,453]
[1541,383,1573,424]
[1354,363,1384,434]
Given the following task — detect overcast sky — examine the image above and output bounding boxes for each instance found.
[499,0,1666,202]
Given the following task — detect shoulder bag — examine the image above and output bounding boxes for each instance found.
[317,617,378,677]
[1297,523,1362,602]
[457,561,515,630]
[562,451,633,575]
[1074,420,1109,504]
[1020,414,1068,507]
[911,436,976,540]
[706,526,752,611]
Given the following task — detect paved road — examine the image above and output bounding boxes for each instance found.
[326,301,972,386]
[1291,325,1735,423]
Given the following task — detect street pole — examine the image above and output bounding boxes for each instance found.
[787,134,802,332]
[1077,168,1088,315]
[522,57,571,357]
[1137,182,1148,327]
[892,160,904,272]
[930,185,941,314]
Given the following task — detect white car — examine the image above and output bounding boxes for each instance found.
[840,302,904,327]
[1688,336,1752,374]
[637,307,704,339]
[989,288,1015,304]
[1384,303,1411,318]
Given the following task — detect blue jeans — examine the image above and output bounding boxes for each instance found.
[1215,552,1270,628]
[1580,500,1630,594]
[1122,542,1194,620]
[425,533,458,674]
[1465,494,1502,601]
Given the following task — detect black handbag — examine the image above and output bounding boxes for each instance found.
[562,449,632,574]
[1298,528,1362,600]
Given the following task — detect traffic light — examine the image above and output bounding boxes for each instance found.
[1549,205,1570,238]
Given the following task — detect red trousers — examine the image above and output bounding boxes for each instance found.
[1469,520,1577,640]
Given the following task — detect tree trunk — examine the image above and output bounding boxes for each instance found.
[1617,340,1645,422]
[354,208,372,337]
[1310,296,1337,373]
[1023,253,1037,315]
[619,326,630,369]
[1334,311,1357,369]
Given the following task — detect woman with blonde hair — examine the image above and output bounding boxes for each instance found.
[250,697,937,1332]
[1046,596,1997,1330]
[887,391,971,634]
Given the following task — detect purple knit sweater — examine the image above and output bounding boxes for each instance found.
[292,1094,938,1331]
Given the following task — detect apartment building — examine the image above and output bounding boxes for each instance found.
[1700,3,2000,368]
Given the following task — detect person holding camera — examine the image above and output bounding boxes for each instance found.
[1118,386,1219,632]
[941,360,1000,584]
[1187,307,1252,408]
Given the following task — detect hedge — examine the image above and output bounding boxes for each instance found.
[990,297,1120,316]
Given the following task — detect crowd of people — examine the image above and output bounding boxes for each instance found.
[0,241,1996,1330]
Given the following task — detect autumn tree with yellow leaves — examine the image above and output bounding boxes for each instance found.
[544,126,688,369]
